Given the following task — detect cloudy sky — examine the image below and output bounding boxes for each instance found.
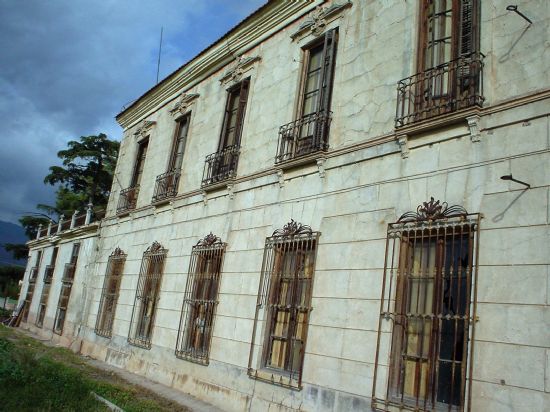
[0,0,265,225]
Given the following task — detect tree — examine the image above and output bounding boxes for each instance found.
[44,133,120,215]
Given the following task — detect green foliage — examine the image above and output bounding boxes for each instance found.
[18,215,50,240]
[0,266,24,298]
[3,243,28,260]
[44,133,120,211]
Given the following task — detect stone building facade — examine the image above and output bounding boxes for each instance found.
[18,1,549,411]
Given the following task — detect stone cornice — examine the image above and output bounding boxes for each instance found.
[116,0,325,130]
[26,223,99,248]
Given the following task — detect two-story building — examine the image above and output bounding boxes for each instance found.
[18,1,550,411]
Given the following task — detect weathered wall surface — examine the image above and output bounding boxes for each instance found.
[19,1,550,411]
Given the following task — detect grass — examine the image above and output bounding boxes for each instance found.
[0,325,188,411]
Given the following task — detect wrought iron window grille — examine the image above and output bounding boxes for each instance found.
[248,220,320,389]
[95,248,127,338]
[117,185,140,214]
[128,242,167,349]
[201,145,240,188]
[152,169,181,203]
[372,198,480,412]
[175,233,226,365]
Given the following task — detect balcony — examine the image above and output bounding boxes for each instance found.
[152,169,181,203]
[62,263,76,282]
[201,145,240,188]
[275,111,331,164]
[395,54,484,128]
[44,265,55,283]
[117,185,139,214]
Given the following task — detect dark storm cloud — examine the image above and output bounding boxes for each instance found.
[0,0,264,224]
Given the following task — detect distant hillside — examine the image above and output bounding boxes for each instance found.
[0,220,28,267]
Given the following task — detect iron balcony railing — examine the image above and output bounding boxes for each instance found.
[395,53,484,128]
[275,111,331,164]
[117,185,139,214]
[201,145,240,187]
[152,169,181,203]
[62,263,76,282]
[44,265,55,283]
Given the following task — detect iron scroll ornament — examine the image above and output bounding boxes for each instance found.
[272,219,313,237]
[110,247,126,257]
[196,232,224,247]
[145,241,166,254]
[397,197,469,222]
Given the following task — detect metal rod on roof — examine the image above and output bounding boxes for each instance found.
[156,27,163,84]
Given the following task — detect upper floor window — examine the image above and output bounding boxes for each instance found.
[152,115,190,203]
[117,138,148,214]
[128,241,167,349]
[248,220,320,389]
[176,233,226,365]
[396,1,483,128]
[372,198,480,412]
[95,248,127,338]
[276,28,337,164]
[202,78,250,187]
[36,247,58,327]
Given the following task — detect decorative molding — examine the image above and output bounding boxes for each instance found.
[202,190,208,205]
[110,247,126,257]
[227,183,235,200]
[134,120,156,139]
[196,232,224,247]
[467,115,481,142]
[170,93,200,117]
[397,197,469,222]
[276,170,285,188]
[397,134,409,158]
[291,1,352,40]
[145,241,166,254]
[316,157,326,178]
[273,219,313,237]
[219,55,261,85]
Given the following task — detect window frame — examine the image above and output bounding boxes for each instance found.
[95,248,127,338]
[36,247,58,327]
[175,233,226,365]
[372,198,480,412]
[22,249,43,322]
[127,241,167,349]
[53,243,81,335]
[248,220,320,390]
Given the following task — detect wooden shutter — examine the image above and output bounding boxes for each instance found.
[318,28,337,114]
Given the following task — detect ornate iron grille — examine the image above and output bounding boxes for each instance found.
[95,248,127,338]
[53,243,80,335]
[395,53,484,128]
[248,220,320,389]
[201,144,240,187]
[275,111,331,164]
[128,242,167,349]
[117,185,140,214]
[176,233,226,365]
[152,169,181,203]
[372,198,480,412]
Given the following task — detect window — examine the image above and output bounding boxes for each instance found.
[22,249,43,322]
[248,220,320,389]
[128,241,167,349]
[276,28,337,163]
[53,243,80,335]
[95,248,127,338]
[36,247,58,327]
[396,1,482,127]
[202,79,249,187]
[152,115,190,202]
[176,233,226,364]
[372,198,480,412]
[117,138,149,213]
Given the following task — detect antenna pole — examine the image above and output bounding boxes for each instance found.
[156,27,163,84]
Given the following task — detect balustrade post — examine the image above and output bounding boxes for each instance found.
[57,215,64,234]
[85,202,93,225]
[36,224,42,240]
[47,221,52,236]
[70,210,78,229]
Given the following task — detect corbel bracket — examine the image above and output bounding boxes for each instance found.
[277,170,285,188]
[201,191,208,206]
[317,157,327,178]
[396,134,410,159]
[227,183,235,200]
[466,115,481,143]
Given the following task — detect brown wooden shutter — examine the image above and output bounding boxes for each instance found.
[234,78,250,147]
[318,28,337,113]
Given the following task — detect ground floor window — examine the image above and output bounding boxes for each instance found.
[248,220,320,389]
[176,233,225,364]
[95,248,126,338]
[373,198,480,412]
[53,243,80,335]
[128,242,167,349]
